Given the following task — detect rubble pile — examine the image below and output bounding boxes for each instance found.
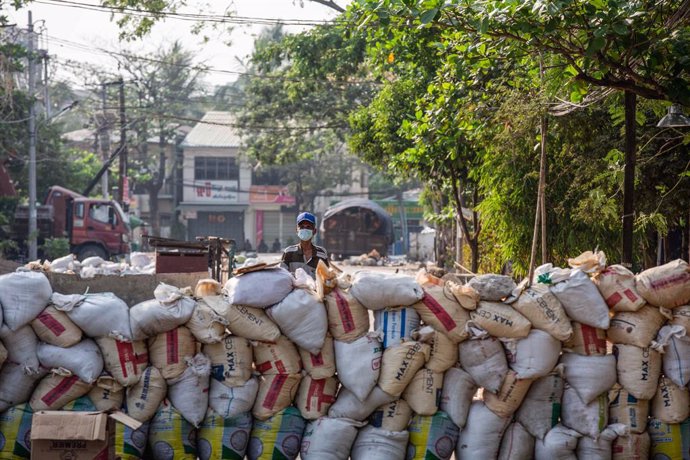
[0,252,689,459]
[24,252,156,278]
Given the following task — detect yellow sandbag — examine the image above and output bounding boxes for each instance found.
[148,399,197,460]
[408,411,460,460]
[0,404,32,459]
[115,420,150,460]
[649,417,690,460]
[197,408,252,460]
[248,406,306,460]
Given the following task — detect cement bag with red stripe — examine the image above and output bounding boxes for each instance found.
[125,365,167,422]
[167,353,211,427]
[512,283,572,341]
[223,267,295,309]
[0,363,47,412]
[0,271,52,331]
[534,424,581,460]
[247,406,306,460]
[350,271,424,310]
[612,432,650,460]
[550,269,610,329]
[577,424,629,460]
[656,324,690,387]
[30,305,82,347]
[414,279,470,343]
[613,344,661,399]
[0,323,40,374]
[268,288,328,355]
[410,411,461,460]
[374,306,420,349]
[298,333,336,379]
[89,374,124,411]
[324,287,369,343]
[607,304,667,348]
[295,376,338,420]
[334,332,383,401]
[563,322,607,356]
[97,336,149,386]
[560,353,616,404]
[609,385,649,434]
[636,259,690,308]
[458,335,508,394]
[148,326,197,380]
[369,398,411,432]
[511,329,561,379]
[37,339,104,384]
[561,385,608,438]
[29,370,92,410]
[197,408,252,460]
[328,386,395,421]
[593,264,645,312]
[351,426,408,460]
[130,284,197,340]
[52,292,132,341]
[440,366,476,429]
[204,335,253,387]
[498,422,535,460]
[253,336,302,375]
[300,416,364,460]
[252,373,302,421]
[209,376,259,419]
[186,298,228,344]
[517,368,564,440]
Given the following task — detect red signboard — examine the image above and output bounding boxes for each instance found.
[249,185,295,205]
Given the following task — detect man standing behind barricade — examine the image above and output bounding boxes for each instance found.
[281,211,329,278]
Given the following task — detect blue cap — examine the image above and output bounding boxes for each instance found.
[296,212,316,226]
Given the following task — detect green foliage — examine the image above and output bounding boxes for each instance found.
[40,237,70,260]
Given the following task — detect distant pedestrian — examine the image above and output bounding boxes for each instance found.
[257,239,268,253]
[271,238,281,252]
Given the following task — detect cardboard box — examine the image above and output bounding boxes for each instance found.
[30,410,141,460]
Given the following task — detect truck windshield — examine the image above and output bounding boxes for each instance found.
[112,201,131,231]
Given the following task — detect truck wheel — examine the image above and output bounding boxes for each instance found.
[77,244,108,261]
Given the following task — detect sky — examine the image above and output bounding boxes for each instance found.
[6,0,345,89]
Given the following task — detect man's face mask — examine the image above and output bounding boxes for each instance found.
[297,228,313,241]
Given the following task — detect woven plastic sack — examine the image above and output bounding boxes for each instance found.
[614,344,661,399]
[517,368,564,440]
[512,283,572,341]
[52,292,132,341]
[636,259,690,308]
[115,420,150,460]
[612,432,650,460]
[223,267,294,309]
[186,298,228,344]
[351,426,408,460]
[369,398,412,432]
[651,376,690,424]
[440,366,476,429]
[0,270,52,331]
[334,332,383,401]
[0,323,40,374]
[89,374,124,411]
[205,335,253,388]
[414,326,457,373]
[298,333,336,379]
[126,365,167,422]
[511,329,561,379]
[534,424,581,460]
[253,373,302,421]
[295,376,338,420]
[656,324,690,387]
[323,287,369,343]
[648,417,690,460]
[378,341,430,397]
[37,339,104,384]
[563,322,607,356]
[209,376,259,419]
[167,353,211,427]
[0,403,33,459]
[550,269,610,328]
[30,371,92,411]
[300,416,364,460]
[593,264,645,312]
[577,423,629,460]
[560,353,616,404]
[350,271,423,310]
[253,335,302,375]
[408,411,458,460]
[458,336,508,393]
[484,370,534,418]
[247,406,306,460]
[328,386,396,421]
[607,304,667,348]
[130,285,197,340]
[148,399,197,460]
[97,336,149,387]
[0,363,47,412]
[469,300,531,338]
[455,402,509,459]
[401,368,443,416]
[498,422,535,460]
[561,385,608,438]
[268,288,327,355]
[609,385,649,434]
[374,306,420,349]
[30,305,82,347]
[197,408,252,460]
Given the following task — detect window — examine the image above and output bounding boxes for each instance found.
[194,156,238,181]
[89,203,111,224]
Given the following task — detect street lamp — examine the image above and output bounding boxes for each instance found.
[657,104,690,128]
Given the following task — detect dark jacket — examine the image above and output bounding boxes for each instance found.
[281,243,329,278]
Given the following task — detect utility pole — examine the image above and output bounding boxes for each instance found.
[622,91,637,268]
[27,11,38,261]
[117,78,128,207]
[99,84,110,199]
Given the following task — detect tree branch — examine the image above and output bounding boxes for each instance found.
[308,0,345,13]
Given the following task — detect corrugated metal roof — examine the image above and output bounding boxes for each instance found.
[182,111,241,148]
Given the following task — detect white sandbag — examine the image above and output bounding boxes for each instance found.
[323,287,369,343]
[561,385,608,438]
[469,301,531,338]
[148,326,197,380]
[612,432,650,460]
[300,416,363,460]
[52,292,132,341]
[512,283,572,341]
[563,321,608,356]
[89,374,124,411]
[409,411,458,460]
[167,353,211,427]
[0,339,6,368]
[0,324,40,374]
[635,259,690,308]
[30,305,82,347]
[402,368,443,416]
[577,424,629,460]
[458,336,508,393]
[456,402,510,459]
[334,332,383,401]
[298,333,336,379]
[550,269,610,328]
[186,298,228,344]
[247,406,306,460]
[37,339,104,384]
[253,335,302,375]
[374,306,420,348]
[223,267,294,308]
[656,324,690,387]
[328,386,396,421]
[267,288,327,355]
[651,376,690,423]
[560,353,616,404]
[613,344,661,399]
[351,426,409,460]
[126,365,167,422]
[204,335,253,387]
[517,369,564,440]
[0,362,47,412]
[350,271,423,310]
[209,376,259,419]
[468,274,516,301]
[593,264,645,312]
[30,371,92,411]
[369,398,412,432]
[498,422,535,460]
[534,424,581,460]
[413,283,470,344]
[484,370,534,418]
[48,253,78,272]
[0,270,51,331]
[378,341,430,397]
[511,329,561,379]
[295,376,338,420]
[96,336,149,387]
[609,385,649,434]
[253,373,302,421]
[414,325,458,373]
[607,304,666,347]
[440,366,476,429]
[130,285,197,340]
